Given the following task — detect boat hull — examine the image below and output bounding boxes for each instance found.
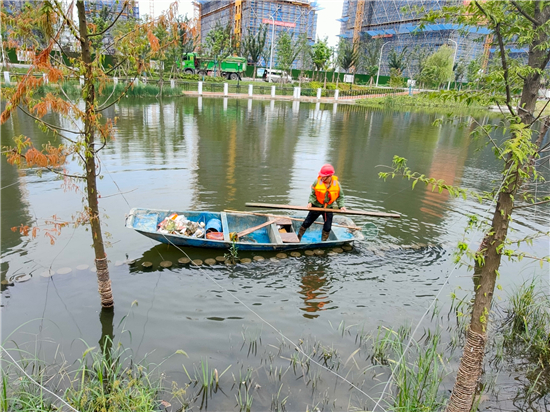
[126,208,363,251]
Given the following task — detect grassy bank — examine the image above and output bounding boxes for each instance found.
[355,92,493,112]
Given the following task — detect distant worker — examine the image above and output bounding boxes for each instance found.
[297,164,347,242]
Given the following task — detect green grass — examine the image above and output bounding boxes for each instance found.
[501,279,550,364]
[355,91,496,113]
[368,325,450,412]
[1,338,186,412]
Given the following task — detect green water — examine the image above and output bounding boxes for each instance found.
[1,97,548,410]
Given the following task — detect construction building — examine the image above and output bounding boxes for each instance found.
[83,0,140,54]
[84,0,140,20]
[195,0,318,69]
[339,0,491,80]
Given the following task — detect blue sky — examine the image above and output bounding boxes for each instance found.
[138,0,343,47]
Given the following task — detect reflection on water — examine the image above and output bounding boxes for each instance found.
[299,269,331,319]
[1,96,549,410]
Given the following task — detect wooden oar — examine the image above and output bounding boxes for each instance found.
[245,202,401,219]
[236,218,283,238]
[225,210,362,231]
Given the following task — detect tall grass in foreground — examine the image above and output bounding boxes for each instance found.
[495,279,550,410]
[370,325,450,411]
[1,338,186,412]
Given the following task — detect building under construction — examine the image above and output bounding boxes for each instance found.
[195,0,318,69]
[339,0,491,80]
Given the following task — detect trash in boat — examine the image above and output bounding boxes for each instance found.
[157,214,206,238]
[205,218,224,240]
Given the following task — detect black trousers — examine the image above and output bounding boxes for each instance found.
[302,210,333,232]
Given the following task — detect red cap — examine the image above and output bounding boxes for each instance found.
[319,164,335,177]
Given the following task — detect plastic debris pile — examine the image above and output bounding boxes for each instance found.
[158,214,205,237]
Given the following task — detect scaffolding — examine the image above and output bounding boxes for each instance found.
[339,0,489,79]
[197,0,318,69]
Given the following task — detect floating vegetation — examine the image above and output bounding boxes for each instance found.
[215,256,226,262]
[313,249,324,256]
[225,240,240,264]
[276,253,288,259]
[253,256,265,261]
[178,257,191,264]
[75,264,89,270]
[142,261,153,268]
[204,258,217,266]
[160,261,173,268]
[342,245,353,251]
[240,258,252,264]
[331,247,343,253]
[56,267,72,275]
[192,259,203,266]
[304,250,315,256]
[327,251,337,256]
[290,251,301,257]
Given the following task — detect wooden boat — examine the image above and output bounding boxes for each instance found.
[126,208,364,251]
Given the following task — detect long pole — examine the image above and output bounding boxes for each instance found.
[447,38,458,90]
[224,210,362,230]
[268,15,275,82]
[245,202,401,218]
[375,41,391,87]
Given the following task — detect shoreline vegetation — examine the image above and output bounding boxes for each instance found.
[2,279,548,411]
[5,69,547,116]
[2,79,503,116]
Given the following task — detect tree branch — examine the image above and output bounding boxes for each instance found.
[98,74,139,111]
[510,1,540,26]
[513,199,550,209]
[529,100,550,127]
[471,118,504,158]
[9,152,86,180]
[494,23,515,117]
[88,0,129,38]
[17,106,82,142]
[473,2,515,116]
[53,1,82,44]
[104,57,128,76]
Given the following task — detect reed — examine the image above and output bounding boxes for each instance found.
[368,325,449,411]
[0,338,173,412]
[65,338,161,412]
[241,326,262,357]
[495,279,550,409]
[501,279,550,362]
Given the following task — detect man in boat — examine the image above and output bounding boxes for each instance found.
[297,164,347,242]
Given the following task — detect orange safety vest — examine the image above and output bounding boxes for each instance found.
[314,176,340,206]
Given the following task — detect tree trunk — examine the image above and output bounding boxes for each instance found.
[323,69,327,89]
[445,29,547,412]
[445,159,519,411]
[77,0,114,309]
[252,62,256,80]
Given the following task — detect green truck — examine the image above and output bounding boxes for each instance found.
[178,52,247,80]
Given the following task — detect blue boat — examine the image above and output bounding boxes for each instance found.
[126,208,364,251]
